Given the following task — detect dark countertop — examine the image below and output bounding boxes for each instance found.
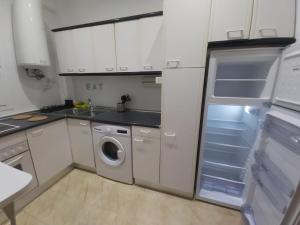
[0,114,65,138]
[0,109,161,138]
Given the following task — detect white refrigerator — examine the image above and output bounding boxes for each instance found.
[195,44,300,225]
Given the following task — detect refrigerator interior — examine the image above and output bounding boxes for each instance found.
[208,48,280,101]
[197,104,267,208]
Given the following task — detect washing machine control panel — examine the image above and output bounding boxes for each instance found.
[93,125,130,136]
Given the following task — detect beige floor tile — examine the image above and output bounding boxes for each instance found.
[1,169,241,225]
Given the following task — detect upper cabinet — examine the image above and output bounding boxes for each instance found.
[163,0,212,68]
[92,24,117,73]
[73,27,95,73]
[54,15,163,74]
[115,20,140,72]
[55,30,75,73]
[209,0,296,42]
[250,0,296,39]
[209,0,253,42]
[140,17,163,71]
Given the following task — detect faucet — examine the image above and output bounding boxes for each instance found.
[88,98,95,112]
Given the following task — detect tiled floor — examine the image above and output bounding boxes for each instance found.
[2,169,241,225]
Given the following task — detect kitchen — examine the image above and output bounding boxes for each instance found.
[0,0,299,225]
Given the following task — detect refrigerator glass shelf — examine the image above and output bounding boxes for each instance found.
[202,161,246,183]
[204,147,249,168]
[207,120,248,131]
[206,133,251,149]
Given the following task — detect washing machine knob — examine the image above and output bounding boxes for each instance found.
[106,127,112,134]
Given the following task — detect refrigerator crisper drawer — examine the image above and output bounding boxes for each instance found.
[201,174,245,197]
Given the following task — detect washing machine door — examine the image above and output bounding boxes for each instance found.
[98,136,126,167]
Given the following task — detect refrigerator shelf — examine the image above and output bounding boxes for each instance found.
[207,120,248,131]
[203,161,246,183]
[204,147,249,168]
[216,79,266,82]
[206,133,251,149]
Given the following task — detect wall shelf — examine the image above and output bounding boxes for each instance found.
[59,71,162,77]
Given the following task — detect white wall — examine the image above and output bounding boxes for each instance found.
[72,76,161,111]
[52,0,162,28]
[51,0,163,111]
[0,0,62,117]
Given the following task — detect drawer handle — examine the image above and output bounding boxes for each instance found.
[143,65,153,70]
[31,129,44,137]
[166,60,180,68]
[164,132,176,137]
[227,29,244,39]
[134,138,144,143]
[259,28,277,38]
[120,66,128,71]
[140,129,151,134]
[79,122,88,126]
[105,67,114,72]
[78,68,86,72]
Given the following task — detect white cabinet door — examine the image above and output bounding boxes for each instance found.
[67,119,95,168]
[132,126,160,185]
[92,24,117,73]
[73,27,95,73]
[54,31,75,73]
[160,68,205,195]
[250,0,296,38]
[209,0,253,42]
[163,0,211,68]
[26,120,72,185]
[115,20,140,72]
[140,16,163,71]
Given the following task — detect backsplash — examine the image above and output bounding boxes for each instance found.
[71,76,161,111]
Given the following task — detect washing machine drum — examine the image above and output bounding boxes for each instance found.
[98,136,126,167]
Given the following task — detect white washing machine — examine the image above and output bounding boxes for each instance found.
[92,123,133,184]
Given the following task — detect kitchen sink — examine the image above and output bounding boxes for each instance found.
[53,108,113,117]
[0,123,20,133]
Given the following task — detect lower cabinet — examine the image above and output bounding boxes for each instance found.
[67,119,95,169]
[132,126,160,185]
[26,119,73,185]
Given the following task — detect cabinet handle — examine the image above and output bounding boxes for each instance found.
[166,60,180,68]
[134,138,144,143]
[140,129,151,134]
[259,28,277,38]
[143,65,153,71]
[105,67,114,72]
[119,66,128,71]
[78,68,86,72]
[79,122,88,126]
[31,129,44,137]
[227,29,244,39]
[164,132,176,137]
[67,69,74,72]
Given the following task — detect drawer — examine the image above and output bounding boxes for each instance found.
[132,126,160,138]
